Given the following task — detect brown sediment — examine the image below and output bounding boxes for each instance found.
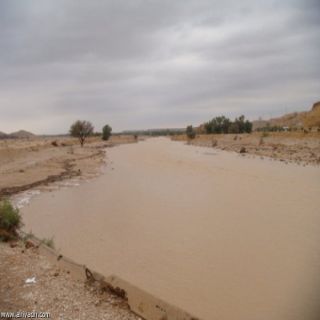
[0,135,137,200]
[0,159,78,199]
[0,150,104,200]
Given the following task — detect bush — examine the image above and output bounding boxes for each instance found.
[70,120,94,146]
[186,125,196,139]
[0,199,21,240]
[102,124,112,141]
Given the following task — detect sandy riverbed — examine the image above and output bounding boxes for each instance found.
[20,137,320,320]
[0,135,136,199]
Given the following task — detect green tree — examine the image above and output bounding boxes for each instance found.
[102,124,112,141]
[70,120,94,146]
[244,120,253,133]
[205,116,231,134]
[205,115,252,134]
[234,115,252,133]
[186,125,196,139]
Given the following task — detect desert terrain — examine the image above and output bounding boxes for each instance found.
[172,131,320,166]
[0,135,136,199]
[1,132,320,320]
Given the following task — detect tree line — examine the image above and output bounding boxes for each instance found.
[186,115,252,139]
[204,115,252,134]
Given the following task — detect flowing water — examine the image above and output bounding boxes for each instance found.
[21,138,320,320]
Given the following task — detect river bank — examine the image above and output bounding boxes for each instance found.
[0,241,139,320]
[0,135,136,199]
[1,135,142,319]
[171,131,320,166]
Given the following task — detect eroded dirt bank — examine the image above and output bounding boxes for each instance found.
[171,132,320,165]
[0,135,136,199]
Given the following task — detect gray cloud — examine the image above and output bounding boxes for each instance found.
[0,0,319,133]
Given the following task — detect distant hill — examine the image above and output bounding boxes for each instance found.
[9,130,35,139]
[304,101,320,127]
[0,130,35,139]
[0,131,8,139]
[252,101,320,130]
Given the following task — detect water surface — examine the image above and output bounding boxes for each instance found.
[21,138,320,320]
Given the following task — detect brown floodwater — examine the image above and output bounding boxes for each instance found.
[21,138,320,320]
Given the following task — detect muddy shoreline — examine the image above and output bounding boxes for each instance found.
[0,135,136,200]
[0,150,103,200]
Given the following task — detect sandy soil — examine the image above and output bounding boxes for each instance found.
[0,241,140,320]
[0,135,136,199]
[171,132,320,165]
[20,137,320,320]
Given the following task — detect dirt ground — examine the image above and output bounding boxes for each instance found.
[0,135,136,199]
[0,241,140,320]
[171,132,320,166]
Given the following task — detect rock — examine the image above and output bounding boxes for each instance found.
[25,240,35,249]
[10,242,18,248]
[239,147,246,153]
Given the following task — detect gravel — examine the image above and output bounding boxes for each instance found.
[0,242,141,320]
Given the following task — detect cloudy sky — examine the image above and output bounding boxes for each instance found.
[0,0,319,134]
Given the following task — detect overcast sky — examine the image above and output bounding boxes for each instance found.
[0,0,319,134]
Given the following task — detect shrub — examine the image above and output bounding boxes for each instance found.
[102,124,112,141]
[0,199,21,240]
[186,125,196,139]
[70,120,94,146]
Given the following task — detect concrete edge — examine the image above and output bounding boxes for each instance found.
[22,234,202,320]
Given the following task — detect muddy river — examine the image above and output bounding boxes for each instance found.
[21,138,320,320]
